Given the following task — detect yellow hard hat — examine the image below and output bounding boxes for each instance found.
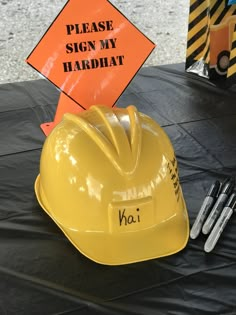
[35,105,189,265]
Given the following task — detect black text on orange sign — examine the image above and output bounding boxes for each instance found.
[66,20,114,35]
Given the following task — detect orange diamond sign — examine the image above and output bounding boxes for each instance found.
[26,0,155,109]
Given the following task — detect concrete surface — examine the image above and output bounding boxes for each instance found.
[0,0,189,84]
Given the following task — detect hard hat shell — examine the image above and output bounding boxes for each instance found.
[35,105,189,265]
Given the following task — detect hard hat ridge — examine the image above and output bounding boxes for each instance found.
[64,105,142,176]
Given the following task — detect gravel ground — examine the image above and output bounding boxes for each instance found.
[0,0,189,84]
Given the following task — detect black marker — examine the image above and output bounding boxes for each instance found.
[202,177,235,235]
[204,192,236,252]
[190,180,221,239]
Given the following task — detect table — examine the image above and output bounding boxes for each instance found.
[0,63,236,314]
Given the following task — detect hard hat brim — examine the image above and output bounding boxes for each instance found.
[35,175,189,265]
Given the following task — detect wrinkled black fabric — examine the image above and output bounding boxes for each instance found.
[0,64,236,315]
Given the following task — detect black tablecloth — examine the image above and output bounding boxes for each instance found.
[0,63,236,315]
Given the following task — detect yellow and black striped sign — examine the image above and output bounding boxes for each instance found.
[186,0,236,75]
[227,24,236,80]
[186,0,209,69]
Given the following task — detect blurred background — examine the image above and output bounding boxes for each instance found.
[0,0,189,84]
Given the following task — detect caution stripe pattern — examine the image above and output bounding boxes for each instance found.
[186,0,209,68]
[186,0,236,69]
[227,24,236,79]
